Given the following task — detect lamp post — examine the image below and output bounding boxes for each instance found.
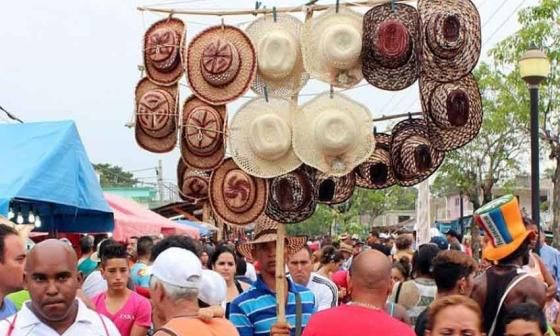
[459,189,464,239]
[519,45,550,252]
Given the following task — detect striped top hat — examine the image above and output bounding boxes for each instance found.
[474,195,535,261]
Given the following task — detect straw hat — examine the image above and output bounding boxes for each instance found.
[301,7,363,88]
[245,14,309,97]
[355,133,397,189]
[265,166,317,224]
[177,159,210,203]
[185,25,257,105]
[135,78,178,153]
[237,215,307,259]
[390,118,445,187]
[229,97,301,178]
[315,171,356,205]
[418,0,481,83]
[144,18,185,86]
[362,3,420,91]
[420,74,483,151]
[209,158,268,226]
[293,93,374,176]
[180,95,226,171]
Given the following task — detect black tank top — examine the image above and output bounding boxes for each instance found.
[225,280,245,319]
[483,266,519,336]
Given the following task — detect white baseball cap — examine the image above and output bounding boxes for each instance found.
[151,247,202,288]
[198,270,227,306]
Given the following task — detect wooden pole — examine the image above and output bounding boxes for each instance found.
[275,223,287,324]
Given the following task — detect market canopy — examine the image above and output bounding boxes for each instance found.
[0,121,114,233]
[174,219,218,237]
[105,193,199,240]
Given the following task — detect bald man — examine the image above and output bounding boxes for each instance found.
[0,239,120,335]
[302,250,415,336]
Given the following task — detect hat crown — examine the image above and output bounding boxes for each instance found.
[320,23,362,70]
[184,105,222,155]
[146,27,180,71]
[223,169,258,214]
[152,247,202,288]
[314,109,355,156]
[257,29,298,80]
[271,171,312,211]
[200,38,241,86]
[253,216,279,238]
[182,173,209,201]
[376,20,411,64]
[427,13,466,58]
[137,89,173,133]
[249,114,292,161]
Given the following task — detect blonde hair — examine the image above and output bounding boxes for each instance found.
[426,295,483,331]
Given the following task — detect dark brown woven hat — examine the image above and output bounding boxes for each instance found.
[420,73,483,151]
[177,159,210,203]
[362,3,420,91]
[265,166,317,224]
[391,118,445,187]
[418,0,481,83]
[144,18,185,86]
[134,78,178,153]
[315,170,356,205]
[355,133,396,189]
[180,95,226,171]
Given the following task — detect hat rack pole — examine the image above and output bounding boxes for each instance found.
[275,223,287,324]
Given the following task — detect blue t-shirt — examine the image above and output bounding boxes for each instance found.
[0,298,16,320]
[130,262,151,288]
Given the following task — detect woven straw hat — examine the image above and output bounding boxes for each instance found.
[418,0,481,83]
[315,170,356,205]
[177,159,210,203]
[355,133,397,189]
[245,14,309,97]
[293,93,374,177]
[185,25,257,105]
[362,3,420,91]
[135,78,178,153]
[420,74,483,151]
[209,158,268,226]
[237,215,307,259]
[180,95,226,171]
[144,18,185,86]
[229,97,301,178]
[301,7,363,88]
[391,118,445,186]
[265,166,317,224]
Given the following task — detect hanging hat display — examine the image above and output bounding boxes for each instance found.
[391,118,445,187]
[180,95,226,171]
[265,166,317,224]
[355,133,397,189]
[185,25,257,105]
[418,0,481,83]
[209,158,268,226]
[362,3,420,91]
[177,159,210,203]
[301,7,363,88]
[143,18,186,86]
[315,171,356,205]
[134,78,178,153]
[293,93,374,177]
[228,97,301,179]
[420,73,483,151]
[245,14,309,97]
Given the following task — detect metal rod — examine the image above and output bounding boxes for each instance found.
[373,111,422,122]
[459,190,464,238]
[530,85,541,253]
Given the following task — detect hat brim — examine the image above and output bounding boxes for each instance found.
[237,234,307,260]
[186,25,256,105]
[316,171,356,205]
[177,159,210,203]
[483,230,534,262]
[355,133,397,189]
[144,18,186,86]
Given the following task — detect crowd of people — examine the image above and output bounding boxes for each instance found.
[0,194,558,335]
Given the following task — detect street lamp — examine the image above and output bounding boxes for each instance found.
[519,45,550,252]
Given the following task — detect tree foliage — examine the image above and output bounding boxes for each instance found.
[93,163,138,188]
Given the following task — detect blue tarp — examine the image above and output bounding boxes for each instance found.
[175,220,211,236]
[0,121,114,233]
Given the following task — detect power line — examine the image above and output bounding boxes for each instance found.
[0,105,23,123]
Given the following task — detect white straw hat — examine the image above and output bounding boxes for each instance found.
[301,7,363,88]
[229,97,301,178]
[293,93,374,176]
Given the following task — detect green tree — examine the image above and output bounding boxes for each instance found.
[93,163,138,188]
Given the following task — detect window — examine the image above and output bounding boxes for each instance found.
[398,215,411,223]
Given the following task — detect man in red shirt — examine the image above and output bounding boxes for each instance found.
[302,250,415,336]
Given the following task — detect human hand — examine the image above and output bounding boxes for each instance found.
[198,307,214,322]
[270,321,290,335]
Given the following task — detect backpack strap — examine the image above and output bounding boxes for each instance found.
[4,314,17,336]
[97,313,109,336]
[394,281,404,305]
[154,327,180,336]
[488,273,532,336]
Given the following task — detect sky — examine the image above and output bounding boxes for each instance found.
[0,0,540,190]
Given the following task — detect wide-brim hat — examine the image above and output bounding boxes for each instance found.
[245,14,309,97]
[293,93,374,177]
[185,25,257,105]
[144,18,185,86]
[301,7,363,88]
[265,166,317,224]
[391,118,445,186]
[180,95,226,171]
[135,78,178,153]
[355,133,397,189]
[362,3,420,91]
[229,97,301,178]
[315,170,356,205]
[420,74,483,151]
[418,0,481,83]
[177,158,210,203]
[237,215,307,259]
[474,194,535,261]
[209,158,268,226]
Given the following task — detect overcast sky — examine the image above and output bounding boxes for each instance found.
[0,0,539,188]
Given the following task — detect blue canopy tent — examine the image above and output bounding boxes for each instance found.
[174,220,216,237]
[0,121,114,233]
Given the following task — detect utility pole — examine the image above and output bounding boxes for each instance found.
[156,160,164,202]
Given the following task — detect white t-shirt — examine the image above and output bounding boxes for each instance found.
[0,299,120,336]
[288,273,338,311]
[82,270,107,298]
[245,262,257,283]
